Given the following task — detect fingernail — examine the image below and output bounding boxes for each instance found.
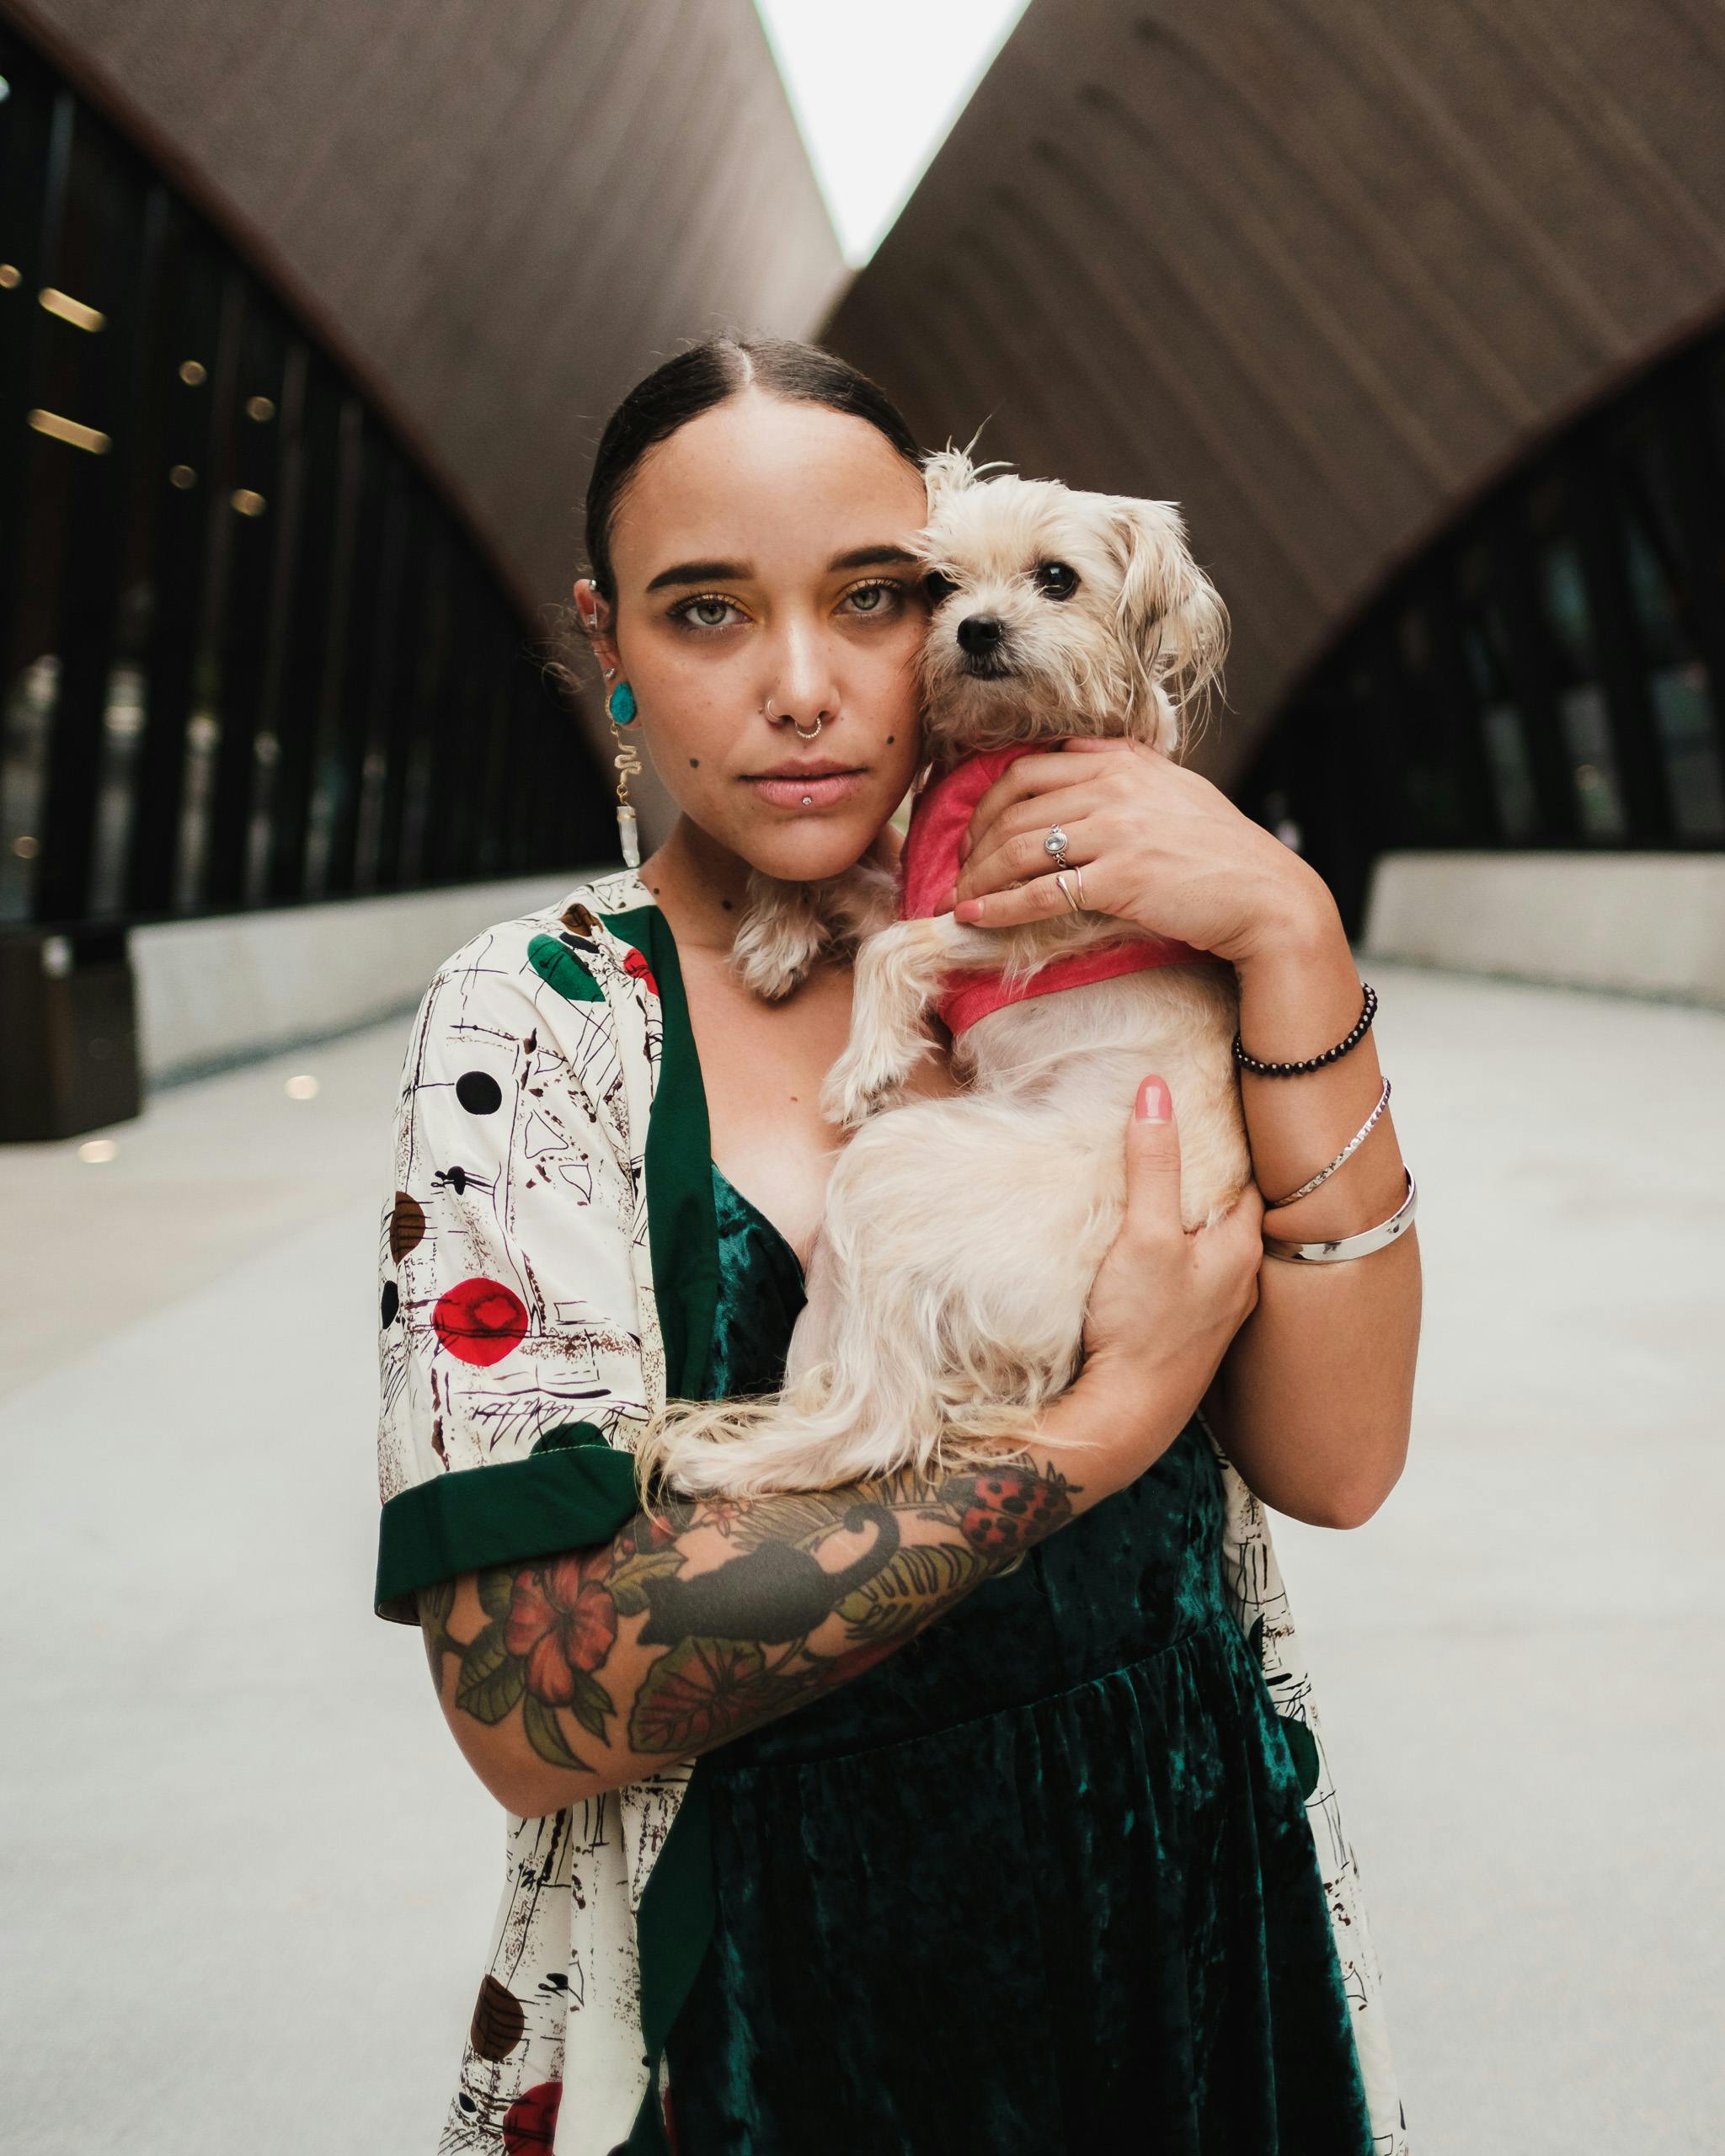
[954,899,983,923]
[1135,1075,1171,1122]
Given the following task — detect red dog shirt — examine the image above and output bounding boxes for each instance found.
[896,743,1209,1038]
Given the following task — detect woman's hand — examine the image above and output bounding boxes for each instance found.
[1071,1074,1264,1477]
[945,736,1336,968]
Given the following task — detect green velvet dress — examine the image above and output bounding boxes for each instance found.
[660,1161,1376,2155]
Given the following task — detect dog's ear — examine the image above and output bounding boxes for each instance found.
[1103,495,1230,750]
[919,446,980,524]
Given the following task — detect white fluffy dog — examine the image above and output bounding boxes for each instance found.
[635,448,1256,1498]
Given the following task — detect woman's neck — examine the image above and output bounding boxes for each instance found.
[637,817,754,955]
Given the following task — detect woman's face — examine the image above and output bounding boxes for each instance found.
[575,390,932,882]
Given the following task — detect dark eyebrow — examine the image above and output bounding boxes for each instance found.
[644,542,919,595]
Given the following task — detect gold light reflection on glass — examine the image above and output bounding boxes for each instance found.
[27,408,110,453]
[12,835,39,859]
[246,395,275,422]
[168,464,197,488]
[78,1139,119,1164]
[40,286,104,332]
[230,488,267,516]
[0,264,21,289]
[179,359,207,385]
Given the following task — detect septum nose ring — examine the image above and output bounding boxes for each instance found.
[764,695,825,744]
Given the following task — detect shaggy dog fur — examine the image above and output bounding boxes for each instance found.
[633,447,1255,1497]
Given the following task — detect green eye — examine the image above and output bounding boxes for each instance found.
[841,578,909,617]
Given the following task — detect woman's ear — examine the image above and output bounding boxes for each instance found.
[572,577,622,680]
[1103,497,1230,744]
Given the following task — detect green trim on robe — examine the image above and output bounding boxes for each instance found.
[373,1423,629,1621]
[602,899,724,2156]
[601,903,720,1406]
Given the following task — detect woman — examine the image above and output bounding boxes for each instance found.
[374,335,1418,2155]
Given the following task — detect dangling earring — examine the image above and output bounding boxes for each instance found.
[605,674,641,867]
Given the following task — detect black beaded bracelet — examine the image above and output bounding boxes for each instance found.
[1233,981,1377,1076]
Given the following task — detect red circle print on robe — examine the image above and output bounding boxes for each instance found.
[501,2080,561,2152]
[433,1277,529,1365]
[622,945,659,997]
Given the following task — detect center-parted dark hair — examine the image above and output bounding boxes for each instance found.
[579,334,924,614]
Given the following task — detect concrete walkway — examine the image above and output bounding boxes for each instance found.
[2,962,1720,2152]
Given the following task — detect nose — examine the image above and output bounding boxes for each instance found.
[764,614,843,728]
[957,615,1005,655]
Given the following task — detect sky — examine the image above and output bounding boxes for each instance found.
[752,0,1033,266]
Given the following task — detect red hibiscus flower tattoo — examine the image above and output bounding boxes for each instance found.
[505,1552,619,1705]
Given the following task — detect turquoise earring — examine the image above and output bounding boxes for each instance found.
[605,675,642,868]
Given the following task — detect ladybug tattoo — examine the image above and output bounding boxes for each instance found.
[941,1468,1072,1553]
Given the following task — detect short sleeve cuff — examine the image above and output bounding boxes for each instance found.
[374,1423,644,1623]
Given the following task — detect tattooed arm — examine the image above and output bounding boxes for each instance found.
[419,1067,1264,1816]
[418,1359,1183,1817]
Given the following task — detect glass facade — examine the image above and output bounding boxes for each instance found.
[1238,316,1725,936]
[0,23,607,935]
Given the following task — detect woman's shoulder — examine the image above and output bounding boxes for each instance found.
[415,865,657,1026]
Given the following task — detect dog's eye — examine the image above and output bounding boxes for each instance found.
[1034,561,1079,600]
[921,568,959,606]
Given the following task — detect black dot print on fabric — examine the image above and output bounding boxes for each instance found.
[447,1166,467,1194]
[381,1280,399,1327]
[457,1070,503,1115]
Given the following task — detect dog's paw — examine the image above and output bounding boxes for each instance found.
[819,1048,905,1129]
[734,942,812,1003]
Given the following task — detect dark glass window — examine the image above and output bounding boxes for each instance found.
[1614,422,1725,840]
[1237,310,1725,931]
[0,21,606,934]
[1457,544,1543,845]
[1526,480,1627,841]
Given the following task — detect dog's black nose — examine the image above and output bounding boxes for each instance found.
[957,614,1005,655]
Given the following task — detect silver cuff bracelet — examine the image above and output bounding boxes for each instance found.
[1261,1166,1418,1264]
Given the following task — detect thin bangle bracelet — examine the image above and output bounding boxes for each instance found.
[1262,1167,1418,1263]
[1263,1075,1392,1209]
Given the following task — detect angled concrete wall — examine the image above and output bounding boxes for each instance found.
[822,0,1725,792]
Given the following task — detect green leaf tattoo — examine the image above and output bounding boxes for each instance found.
[523,1694,590,1771]
[455,1622,527,1725]
[836,1541,994,1641]
[606,1546,684,1617]
[476,1567,515,1621]
[563,1666,615,1742]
